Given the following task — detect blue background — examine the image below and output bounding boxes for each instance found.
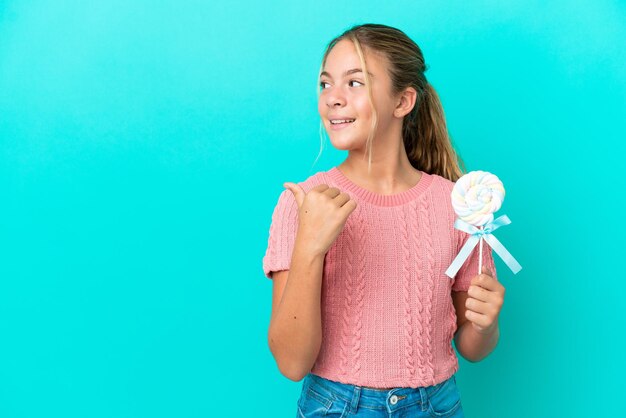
[1,1,624,417]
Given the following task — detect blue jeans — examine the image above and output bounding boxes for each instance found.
[297,372,464,417]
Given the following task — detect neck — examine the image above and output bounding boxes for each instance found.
[338,117,421,194]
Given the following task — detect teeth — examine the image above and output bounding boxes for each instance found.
[331,119,355,124]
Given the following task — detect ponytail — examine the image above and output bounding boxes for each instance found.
[403,81,466,182]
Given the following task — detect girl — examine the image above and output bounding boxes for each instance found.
[263,23,506,418]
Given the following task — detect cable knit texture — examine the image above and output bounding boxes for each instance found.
[262,166,497,388]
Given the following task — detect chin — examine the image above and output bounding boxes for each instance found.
[328,138,367,152]
[330,141,365,152]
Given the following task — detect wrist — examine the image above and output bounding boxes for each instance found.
[294,236,327,261]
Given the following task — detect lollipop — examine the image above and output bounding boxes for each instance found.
[452,171,505,227]
[445,170,522,278]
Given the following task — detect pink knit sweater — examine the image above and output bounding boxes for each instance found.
[263,166,497,388]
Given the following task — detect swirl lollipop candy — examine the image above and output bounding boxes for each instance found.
[445,170,522,278]
[452,171,505,227]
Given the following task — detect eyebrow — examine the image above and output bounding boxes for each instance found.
[319,68,374,79]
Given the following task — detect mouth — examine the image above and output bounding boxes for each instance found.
[329,118,356,130]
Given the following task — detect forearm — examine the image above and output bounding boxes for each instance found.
[454,319,500,362]
[268,238,325,380]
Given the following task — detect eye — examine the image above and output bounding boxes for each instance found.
[349,80,364,87]
[319,81,330,89]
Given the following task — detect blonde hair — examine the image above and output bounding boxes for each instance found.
[313,23,466,182]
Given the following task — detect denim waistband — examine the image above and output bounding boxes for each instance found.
[303,372,455,413]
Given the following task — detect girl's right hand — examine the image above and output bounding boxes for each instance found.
[283,182,357,257]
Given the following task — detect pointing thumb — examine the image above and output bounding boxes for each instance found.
[283,182,305,208]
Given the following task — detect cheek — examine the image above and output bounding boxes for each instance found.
[353,96,372,119]
[374,97,397,127]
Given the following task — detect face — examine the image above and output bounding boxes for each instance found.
[318,39,398,153]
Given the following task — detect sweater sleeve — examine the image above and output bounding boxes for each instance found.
[451,226,498,291]
[262,188,299,279]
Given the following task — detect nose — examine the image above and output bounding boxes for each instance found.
[326,87,346,108]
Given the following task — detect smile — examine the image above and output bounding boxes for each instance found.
[329,119,355,130]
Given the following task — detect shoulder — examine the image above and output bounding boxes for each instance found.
[423,171,458,226]
[428,171,455,190]
[424,171,456,201]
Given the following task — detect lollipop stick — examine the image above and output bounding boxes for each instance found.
[478,226,484,275]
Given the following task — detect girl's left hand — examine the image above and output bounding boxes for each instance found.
[465,266,505,335]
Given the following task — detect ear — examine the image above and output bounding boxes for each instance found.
[394,86,417,118]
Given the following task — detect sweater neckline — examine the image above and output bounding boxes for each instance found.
[327,166,432,207]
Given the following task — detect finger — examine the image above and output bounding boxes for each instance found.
[465,296,493,316]
[323,186,342,198]
[471,272,500,292]
[467,284,491,303]
[339,198,358,215]
[469,284,504,311]
[283,182,306,208]
[310,183,330,193]
[333,191,352,206]
[465,309,491,328]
